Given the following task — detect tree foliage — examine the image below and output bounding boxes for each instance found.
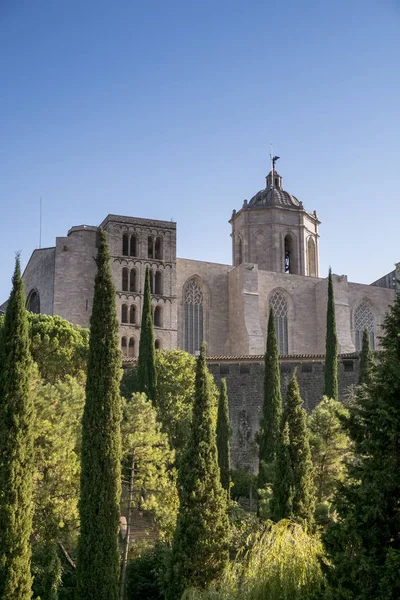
[270,421,293,522]
[324,269,338,400]
[137,266,157,403]
[323,290,400,599]
[0,257,34,599]
[75,229,122,600]
[217,379,231,494]
[167,344,229,600]
[358,327,373,385]
[258,308,282,501]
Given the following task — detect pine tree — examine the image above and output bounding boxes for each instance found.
[216,378,231,495]
[75,229,122,600]
[0,257,34,600]
[358,327,373,385]
[167,343,229,600]
[136,266,157,403]
[285,372,315,527]
[324,268,338,400]
[323,291,400,599]
[258,308,282,497]
[270,420,294,522]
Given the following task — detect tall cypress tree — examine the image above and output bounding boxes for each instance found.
[258,308,282,497]
[324,268,338,400]
[358,327,373,385]
[216,378,231,495]
[167,343,229,600]
[137,266,157,403]
[75,229,122,600]
[285,372,315,527]
[270,419,294,522]
[0,257,34,600]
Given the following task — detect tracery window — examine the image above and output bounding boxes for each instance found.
[354,300,375,350]
[26,289,40,314]
[269,291,289,354]
[184,278,204,354]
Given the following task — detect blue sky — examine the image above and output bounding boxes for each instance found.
[1,0,399,301]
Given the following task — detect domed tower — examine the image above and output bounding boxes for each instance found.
[230,165,320,276]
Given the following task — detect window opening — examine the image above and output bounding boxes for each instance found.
[130,269,137,293]
[154,306,162,327]
[155,339,161,350]
[130,305,136,324]
[128,338,135,357]
[284,235,293,273]
[155,236,162,259]
[307,237,317,277]
[130,235,137,257]
[26,289,40,314]
[238,237,243,265]
[184,278,204,354]
[121,337,127,356]
[122,234,129,256]
[122,268,129,291]
[270,291,289,354]
[354,300,375,350]
[148,236,154,259]
[155,271,162,295]
[121,304,128,323]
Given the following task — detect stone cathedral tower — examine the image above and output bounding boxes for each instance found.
[230,168,320,276]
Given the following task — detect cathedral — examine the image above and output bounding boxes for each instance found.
[18,167,396,359]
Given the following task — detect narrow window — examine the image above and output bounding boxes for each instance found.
[269,291,289,354]
[130,234,137,257]
[122,268,129,291]
[155,339,161,350]
[148,236,154,258]
[354,300,375,350]
[184,278,204,354]
[130,268,137,293]
[155,236,162,259]
[154,306,162,327]
[121,337,127,356]
[284,235,293,273]
[129,305,136,324]
[122,234,129,256]
[238,237,243,265]
[150,271,154,294]
[307,237,317,277]
[155,271,162,295]
[121,304,128,323]
[128,337,135,357]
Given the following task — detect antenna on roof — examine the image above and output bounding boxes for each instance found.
[39,196,42,248]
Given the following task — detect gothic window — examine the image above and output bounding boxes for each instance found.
[121,304,128,323]
[184,278,204,355]
[130,305,136,324]
[154,306,162,327]
[155,271,162,295]
[354,300,375,350]
[129,268,137,293]
[128,337,135,357]
[307,237,317,277]
[284,235,294,273]
[130,234,137,257]
[238,237,243,265]
[269,291,289,354]
[121,337,127,356]
[122,234,129,256]
[122,268,129,291]
[155,339,161,350]
[26,289,40,314]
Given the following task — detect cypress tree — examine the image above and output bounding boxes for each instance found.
[167,343,229,600]
[137,266,157,403]
[258,308,282,496]
[324,268,338,400]
[270,420,294,522]
[75,229,122,600]
[358,327,373,385]
[0,257,34,600]
[216,378,231,495]
[285,371,315,527]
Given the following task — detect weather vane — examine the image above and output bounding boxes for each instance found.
[270,144,280,187]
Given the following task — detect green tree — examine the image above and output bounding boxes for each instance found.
[323,290,400,599]
[216,378,231,494]
[137,266,157,403]
[324,268,338,400]
[167,344,229,600]
[0,257,34,599]
[75,229,122,600]
[308,397,351,505]
[258,308,282,504]
[270,420,294,522]
[285,372,315,527]
[358,327,373,385]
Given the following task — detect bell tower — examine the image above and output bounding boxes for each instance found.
[230,163,320,276]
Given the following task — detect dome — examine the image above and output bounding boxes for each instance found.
[248,171,301,209]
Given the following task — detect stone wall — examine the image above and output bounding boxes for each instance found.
[22,247,56,315]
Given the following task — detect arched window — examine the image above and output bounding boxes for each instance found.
[122,268,129,291]
[284,235,294,273]
[155,339,161,350]
[184,278,204,354]
[128,337,135,357]
[238,237,243,265]
[354,300,375,350]
[26,289,40,314]
[121,337,127,356]
[130,268,137,293]
[148,236,154,258]
[269,291,289,354]
[307,238,317,277]
[121,304,128,323]
[155,236,162,259]
[154,306,162,327]
[130,235,137,257]
[122,234,129,256]
[130,305,136,324]
[155,271,162,295]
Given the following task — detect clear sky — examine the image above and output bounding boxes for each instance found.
[1,0,399,301]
